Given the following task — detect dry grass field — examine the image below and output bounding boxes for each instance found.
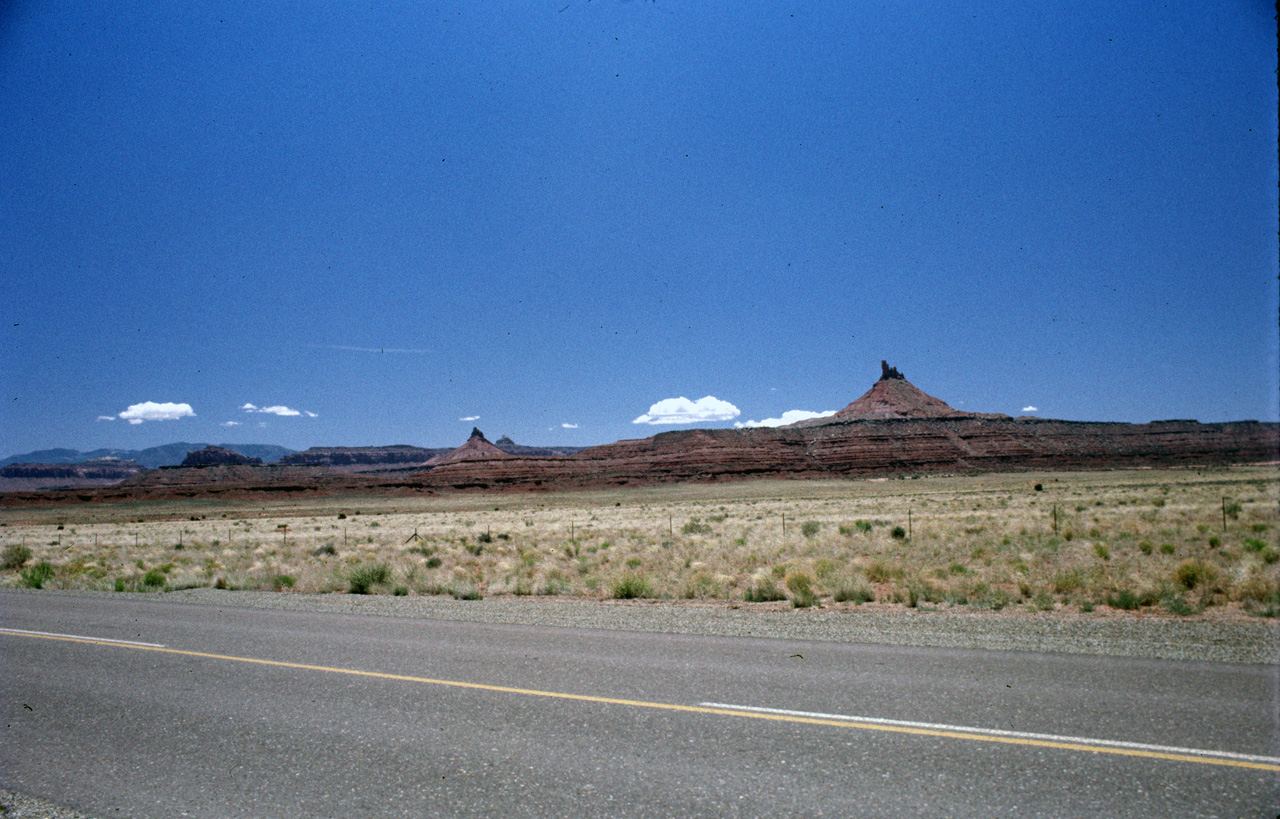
[2,466,1277,618]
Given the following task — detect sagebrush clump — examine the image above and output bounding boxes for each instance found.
[1,466,1274,615]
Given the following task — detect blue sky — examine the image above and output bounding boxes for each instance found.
[2,1,1277,456]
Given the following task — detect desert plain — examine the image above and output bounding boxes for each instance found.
[2,465,1276,621]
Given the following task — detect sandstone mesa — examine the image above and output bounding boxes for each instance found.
[3,363,1276,506]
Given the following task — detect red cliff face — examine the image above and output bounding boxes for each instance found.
[405,419,1279,493]
[5,365,1276,505]
[399,363,1275,492]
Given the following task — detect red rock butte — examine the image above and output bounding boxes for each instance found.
[3,362,1277,505]
[426,429,513,466]
[819,361,1001,422]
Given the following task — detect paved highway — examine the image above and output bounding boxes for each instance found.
[2,591,1277,817]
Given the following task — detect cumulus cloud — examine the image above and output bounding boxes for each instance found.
[242,403,308,417]
[221,421,241,427]
[633,396,741,425]
[734,409,836,428]
[1022,406,1039,413]
[117,402,195,425]
[561,423,579,429]
[460,415,480,421]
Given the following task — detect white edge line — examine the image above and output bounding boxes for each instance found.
[1,626,1271,765]
[700,702,1280,766]
[0,627,166,648]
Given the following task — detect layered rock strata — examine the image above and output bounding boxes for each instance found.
[0,459,143,492]
[407,418,1279,492]
[278,445,448,473]
[493,436,588,456]
[5,363,1276,505]
[180,446,263,466]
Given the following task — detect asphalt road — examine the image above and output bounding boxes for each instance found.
[2,591,1277,818]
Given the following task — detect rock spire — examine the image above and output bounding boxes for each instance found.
[880,361,905,381]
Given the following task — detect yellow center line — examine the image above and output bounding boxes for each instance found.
[5,629,1277,772]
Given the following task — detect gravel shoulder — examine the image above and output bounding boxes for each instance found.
[0,789,98,819]
[7,587,1277,664]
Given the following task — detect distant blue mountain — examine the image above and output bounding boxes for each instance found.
[0,443,296,470]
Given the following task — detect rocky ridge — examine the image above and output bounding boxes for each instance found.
[275,435,586,473]
[0,443,295,470]
[408,417,1279,493]
[0,459,143,492]
[278,445,448,473]
[4,363,1276,504]
[493,436,588,457]
[180,446,263,467]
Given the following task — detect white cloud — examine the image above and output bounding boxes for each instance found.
[1022,406,1039,413]
[561,423,579,429]
[460,415,480,421]
[221,421,241,427]
[734,409,836,428]
[242,403,308,417]
[96,415,115,422]
[633,396,741,425]
[117,401,195,425]
[304,411,318,418]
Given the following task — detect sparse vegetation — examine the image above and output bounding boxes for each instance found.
[1106,590,1141,611]
[611,572,654,599]
[1173,559,1217,591]
[742,576,787,602]
[2,543,32,570]
[681,518,712,535]
[348,563,391,594]
[785,571,818,608]
[0,466,1273,616]
[20,561,55,589]
[832,579,875,604]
